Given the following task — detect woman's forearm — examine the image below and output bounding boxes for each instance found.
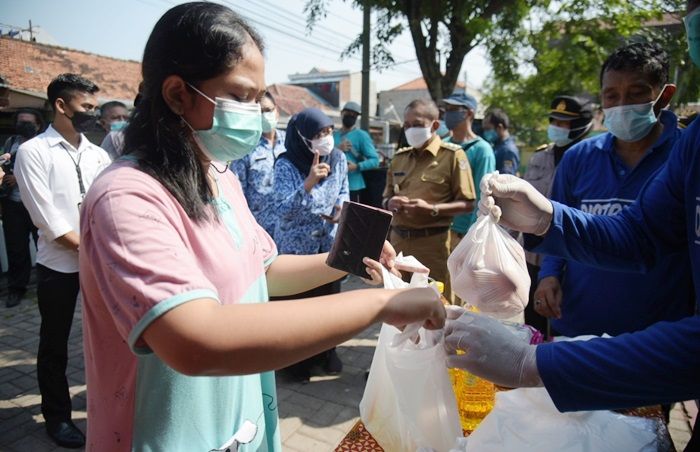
[266,253,347,297]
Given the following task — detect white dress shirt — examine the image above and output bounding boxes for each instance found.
[14,125,111,273]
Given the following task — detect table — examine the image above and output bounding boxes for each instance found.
[335,405,674,451]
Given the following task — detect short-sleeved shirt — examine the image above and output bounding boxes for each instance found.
[493,135,520,175]
[383,135,475,229]
[333,128,379,191]
[80,160,280,451]
[232,130,286,237]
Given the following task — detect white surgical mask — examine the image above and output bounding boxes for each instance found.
[602,85,670,142]
[404,126,433,148]
[311,134,334,156]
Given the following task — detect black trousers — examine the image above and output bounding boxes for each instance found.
[36,264,80,423]
[1,199,38,294]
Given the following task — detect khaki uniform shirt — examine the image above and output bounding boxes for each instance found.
[522,144,558,266]
[383,135,475,229]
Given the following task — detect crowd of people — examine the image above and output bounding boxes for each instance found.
[0,0,699,450]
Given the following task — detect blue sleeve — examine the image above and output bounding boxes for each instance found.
[231,158,248,192]
[357,131,379,171]
[537,315,700,411]
[336,153,350,206]
[273,159,313,219]
[525,128,689,271]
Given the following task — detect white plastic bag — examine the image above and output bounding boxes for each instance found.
[462,388,659,452]
[359,264,462,452]
[447,195,530,318]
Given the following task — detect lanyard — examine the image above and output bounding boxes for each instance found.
[60,142,86,198]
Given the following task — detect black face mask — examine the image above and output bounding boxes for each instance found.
[16,121,39,139]
[66,109,98,133]
[342,114,357,128]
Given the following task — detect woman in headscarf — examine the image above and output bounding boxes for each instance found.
[272,108,349,381]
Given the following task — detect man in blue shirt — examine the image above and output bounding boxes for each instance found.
[231,92,285,237]
[333,101,379,202]
[443,4,700,445]
[535,43,693,337]
[482,108,520,175]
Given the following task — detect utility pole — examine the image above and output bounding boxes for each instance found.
[28,20,34,41]
[360,4,370,131]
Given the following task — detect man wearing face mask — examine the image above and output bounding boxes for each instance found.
[334,101,379,203]
[13,73,111,448]
[533,42,694,342]
[383,98,476,300]
[232,92,286,237]
[1,109,42,308]
[482,108,521,175]
[522,95,593,333]
[98,100,130,160]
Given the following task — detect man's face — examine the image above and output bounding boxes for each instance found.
[99,106,129,131]
[58,92,98,117]
[601,69,660,109]
[403,108,438,131]
[342,110,359,121]
[550,119,571,129]
[16,112,39,129]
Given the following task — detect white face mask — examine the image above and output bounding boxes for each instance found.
[404,126,433,148]
[311,134,334,156]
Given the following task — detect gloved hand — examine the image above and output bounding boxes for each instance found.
[479,172,553,236]
[443,307,542,388]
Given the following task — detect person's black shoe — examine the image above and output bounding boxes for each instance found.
[324,348,343,375]
[45,420,85,449]
[5,292,22,308]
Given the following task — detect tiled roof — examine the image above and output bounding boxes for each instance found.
[388,77,466,91]
[267,83,334,116]
[0,36,141,103]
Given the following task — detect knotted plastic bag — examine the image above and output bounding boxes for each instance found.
[447,173,529,318]
[359,262,462,452]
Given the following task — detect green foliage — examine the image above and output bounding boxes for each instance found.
[305,0,541,102]
[484,0,699,148]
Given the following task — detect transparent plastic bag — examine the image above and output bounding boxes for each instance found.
[358,263,462,452]
[461,388,659,452]
[447,209,530,319]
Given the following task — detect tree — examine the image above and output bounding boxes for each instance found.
[304,0,541,102]
[484,0,698,147]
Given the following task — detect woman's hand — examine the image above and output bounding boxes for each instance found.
[381,287,446,330]
[304,151,331,192]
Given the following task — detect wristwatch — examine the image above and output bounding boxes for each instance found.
[430,204,439,217]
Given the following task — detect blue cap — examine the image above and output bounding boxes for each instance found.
[342,101,362,114]
[443,93,477,111]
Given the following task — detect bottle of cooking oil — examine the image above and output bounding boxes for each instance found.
[447,305,496,433]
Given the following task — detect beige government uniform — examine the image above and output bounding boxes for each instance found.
[383,135,475,300]
[522,143,557,267]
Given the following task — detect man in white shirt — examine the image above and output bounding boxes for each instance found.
[14,73,111,449]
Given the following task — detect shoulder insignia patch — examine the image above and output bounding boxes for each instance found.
[441,142,461,151]
[396,146,413,154]
[535,144,549,152]
[458,159,470,171]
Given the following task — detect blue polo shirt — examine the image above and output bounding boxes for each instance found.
[333,128,379,191]
[525,115,700,412]
[539,110,693,336]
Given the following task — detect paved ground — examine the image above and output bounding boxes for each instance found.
[0,273,694,451]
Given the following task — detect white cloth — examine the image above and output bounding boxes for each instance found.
[14,125,111,273]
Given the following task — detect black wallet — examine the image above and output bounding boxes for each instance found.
[326,201,393,278]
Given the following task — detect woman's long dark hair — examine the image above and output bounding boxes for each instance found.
[123,2,264,221]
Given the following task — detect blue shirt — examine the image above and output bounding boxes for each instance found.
[232,130,286,237]
[540,110,693,336]
[445,136,495,233]
[526,116,700,412]
[273,149,349,254]
[333,128,379,191]
[493,135,520,175]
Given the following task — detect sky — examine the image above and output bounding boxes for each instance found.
[2,0,490,92]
